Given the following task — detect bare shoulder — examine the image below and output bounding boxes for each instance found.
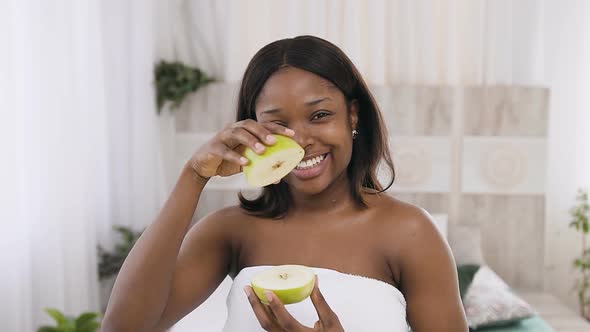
[191,205,251,235]
[366,193,449,266]
[182,205,252,258]
[201,205,248,222]
[368,195,467,330]
[368,193,440,241]
[181,205,252,272]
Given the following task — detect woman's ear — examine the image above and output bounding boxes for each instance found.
[349,99,359,130]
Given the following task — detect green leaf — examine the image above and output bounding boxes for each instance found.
[37,326,58,332]
[52,320,74,332]
[44,308,68,326]
[58,324,75,332]
[114,226,133,242]
[78,321,101,332]
[98,225,144,280]
[153,60,215,114]
[75,312,99,328]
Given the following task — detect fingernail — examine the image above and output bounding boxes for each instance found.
[244,286,251,297]
[240,157,249,165]
[255,142,265,152]
[266,135,277,144]
[265,291,274,303]
[285,128,295,136]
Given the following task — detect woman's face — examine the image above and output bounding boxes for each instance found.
[255,67,358,195]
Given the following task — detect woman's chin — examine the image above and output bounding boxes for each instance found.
[284,176,330,196]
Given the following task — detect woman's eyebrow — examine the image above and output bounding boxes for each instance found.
[260,108,281,115]
[304,97,331,106]
[261,97,332,115]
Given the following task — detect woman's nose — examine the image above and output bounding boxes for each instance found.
[290,124,314,149]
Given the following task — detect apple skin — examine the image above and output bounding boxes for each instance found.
[243,134,305,187]
[251,266,316,305]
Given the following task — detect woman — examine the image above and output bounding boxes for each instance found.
[102,36,468,332]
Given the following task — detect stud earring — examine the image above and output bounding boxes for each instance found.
[352,129,358,140]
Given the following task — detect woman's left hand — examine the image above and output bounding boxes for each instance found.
[244,277,345,332]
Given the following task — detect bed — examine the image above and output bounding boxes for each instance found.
[440,216,590,332]
[513,291,590,332]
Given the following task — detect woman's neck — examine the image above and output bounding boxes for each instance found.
[289,171,357,215]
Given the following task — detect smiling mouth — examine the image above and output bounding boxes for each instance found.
[295,153,328,170]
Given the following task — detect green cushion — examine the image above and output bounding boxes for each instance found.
[473,316,554,331]
[457,264,480,299]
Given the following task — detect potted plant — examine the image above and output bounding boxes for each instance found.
[154,60,214,114]
[97,225,144,310]
[37,308,100,332]
[569,189,590,321]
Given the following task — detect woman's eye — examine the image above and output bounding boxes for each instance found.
[312,111,330,120]
[273,121,288,127]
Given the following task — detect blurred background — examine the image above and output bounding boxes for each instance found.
[1,0,590,331]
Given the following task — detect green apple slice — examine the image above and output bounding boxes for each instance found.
[251,265,316,305]
[243,134,304,187]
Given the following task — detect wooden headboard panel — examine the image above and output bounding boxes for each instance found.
[170,84,549,290]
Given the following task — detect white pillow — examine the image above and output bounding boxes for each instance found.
[430,213,448,240]
[464,266,535,329]
[448,225,486,265]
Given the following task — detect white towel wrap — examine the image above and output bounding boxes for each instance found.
[223,265,409,332]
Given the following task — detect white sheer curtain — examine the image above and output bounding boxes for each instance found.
[100,0,167,235]
[0,0,165,330]
[171,0,544,85]
[543,0,590,310]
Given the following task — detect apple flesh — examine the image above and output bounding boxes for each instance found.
[243,134,304,187]
[251,265,316,305]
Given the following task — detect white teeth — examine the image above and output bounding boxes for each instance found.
[296,154,327,169]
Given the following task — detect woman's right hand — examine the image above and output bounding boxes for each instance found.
[188,119,295,180]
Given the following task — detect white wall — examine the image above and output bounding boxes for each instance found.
[544,0,590,311]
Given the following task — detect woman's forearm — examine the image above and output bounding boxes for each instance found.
[102,164,208,332]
